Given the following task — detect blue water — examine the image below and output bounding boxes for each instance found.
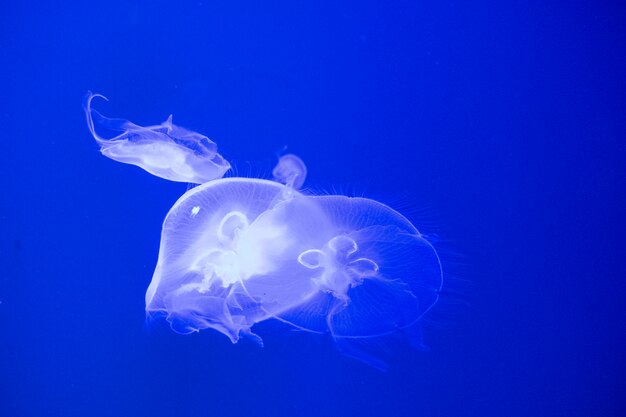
[1,1,624,416]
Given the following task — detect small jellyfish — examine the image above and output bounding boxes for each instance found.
[145,178,330,343]
[272,154,307,189]
[83,91,230,184]
[278,196,443,370]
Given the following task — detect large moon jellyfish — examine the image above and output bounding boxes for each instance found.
[279,195,442,369]
[145,178,331,344]
[86,92,443,370]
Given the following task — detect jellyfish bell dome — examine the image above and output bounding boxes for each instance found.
[145,177,333,343]
[277,195,443,369]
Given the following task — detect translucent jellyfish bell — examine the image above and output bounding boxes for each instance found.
[278,196,443,370]
[83,91,230,184]
[272,154,307,189]
[145,178,331,344]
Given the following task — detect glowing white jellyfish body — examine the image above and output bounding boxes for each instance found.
[83,92,230,184]
[145,178,331,343]
[279,196,443,369]
[272,154,307,189]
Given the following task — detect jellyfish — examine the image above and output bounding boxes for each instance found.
[83,91,230,184]
[84,92,443,369]
[272,154,307,189]
[145,177,332,344]
[275,196,443,370]
[146,175,442,369]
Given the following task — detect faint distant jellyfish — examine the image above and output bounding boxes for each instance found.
[83,91,230,184]
[272,154,307,189]
[278,196,443,370]
[145,177,332,344]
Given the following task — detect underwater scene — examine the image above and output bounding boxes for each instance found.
[1,1,625,416]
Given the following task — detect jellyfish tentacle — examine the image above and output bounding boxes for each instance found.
[83,91,110,144]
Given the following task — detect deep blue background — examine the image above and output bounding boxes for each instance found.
[1,1,624,416]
